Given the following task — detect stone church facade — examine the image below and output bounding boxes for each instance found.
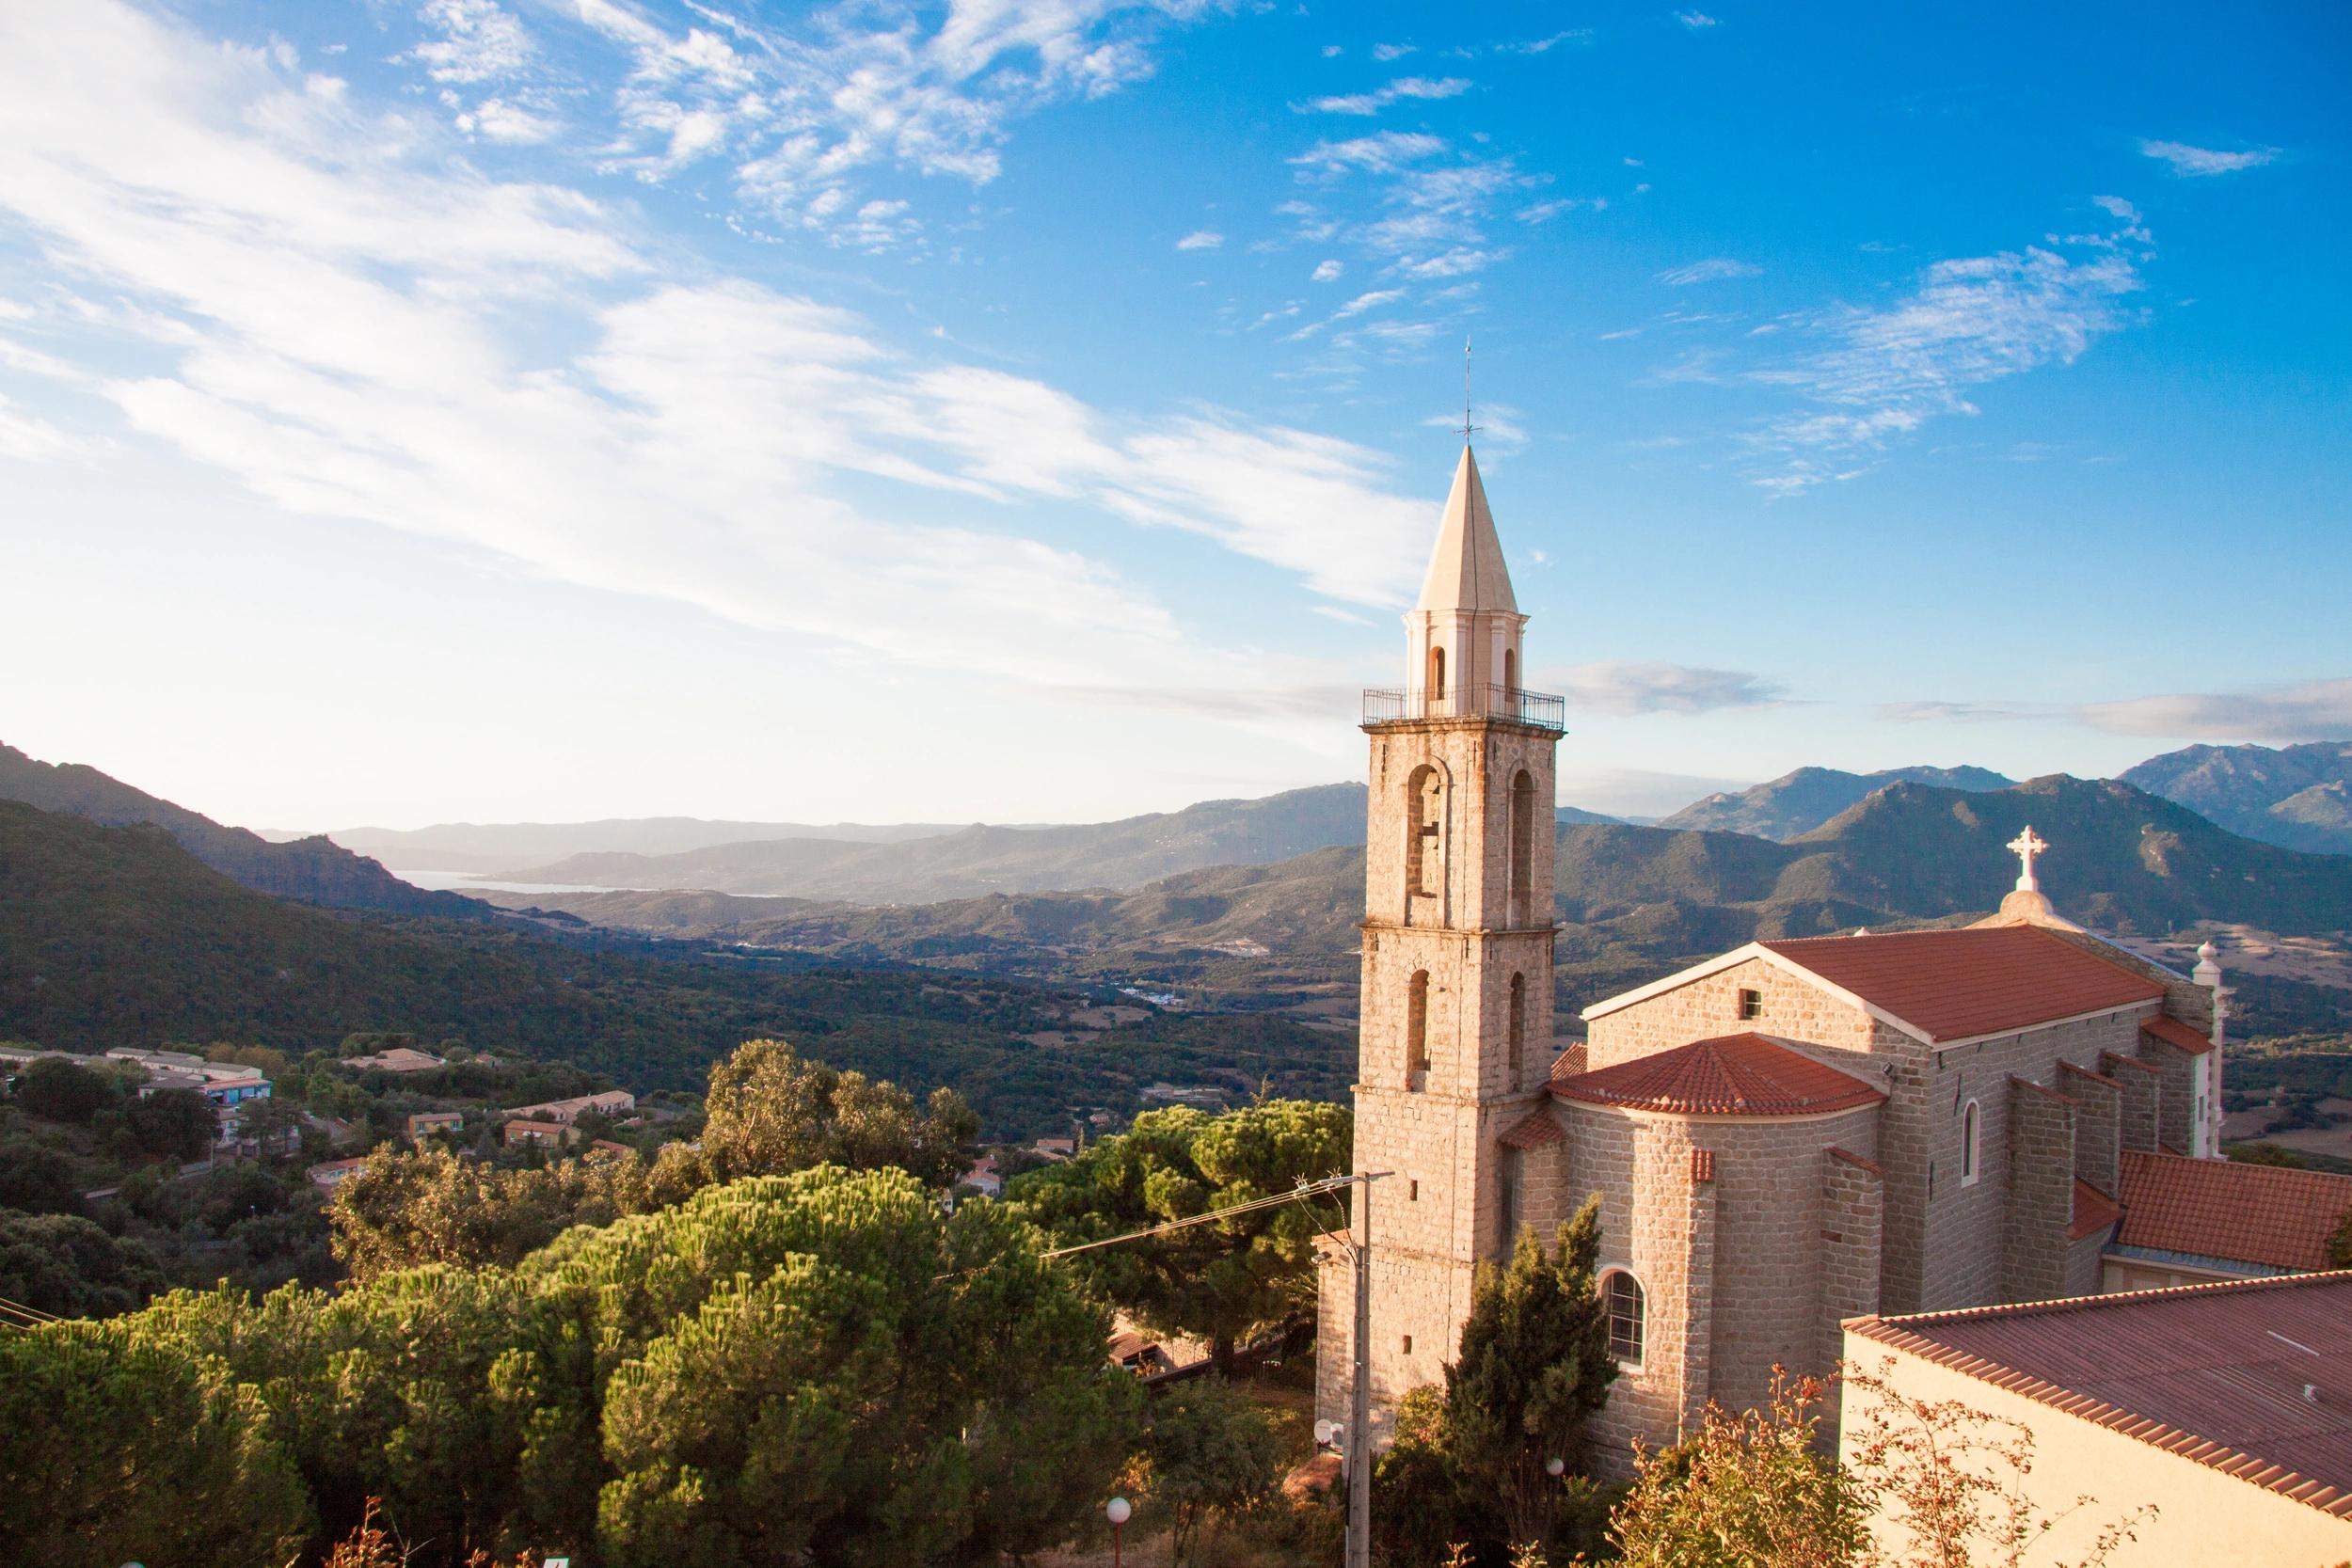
[1316,445,2233,1470]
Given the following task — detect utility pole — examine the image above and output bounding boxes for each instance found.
[1345,1170,1389,1568]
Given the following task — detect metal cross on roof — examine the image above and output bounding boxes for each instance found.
[2007,824,2048,894]
[1458,336,1479,440]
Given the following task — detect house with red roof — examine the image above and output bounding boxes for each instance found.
[1843,1272,2352,1564]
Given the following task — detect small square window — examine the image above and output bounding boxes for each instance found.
[1738,988,1763,1022]
[1401,1335,1414,1354]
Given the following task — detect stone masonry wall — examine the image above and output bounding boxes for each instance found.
[1365,723,1558,933]
[2003,1077,2077,1302]
[1584,957,1878,1069]
[1879,1006,2150,1314]
[1557,1101,1882,1474]
[2101,1052,2163,1154]
[2059,1062,2122,1195]
[2138,1035,2200,1151]
[1819,1148,1884,1372]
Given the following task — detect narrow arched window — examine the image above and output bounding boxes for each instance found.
[1602,1270,1645,1366]
[1405,766,1442,912]
[1429,643,1446,701]
[1962,1101,1980,1186]
[1503,646,1518,699]
[1498,1144,1525,1250]
[1406,971,1430,1088]
[1507,973,1526,1078]
[1509,769,1535,925]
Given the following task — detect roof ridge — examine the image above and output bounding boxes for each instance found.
[2123,1148,2352,1187]
[1850,1266,2352,1336]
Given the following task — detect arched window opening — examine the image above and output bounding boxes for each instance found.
[1405,766,1442,914]
[1509,768,1535,926]
[1406,971,1430,1089]
[1507,973,1526,1079]
[1962,1101,1980,1186]
[1503,646,1518,699]
[1602,1270,1645,1366]
[1428,643,1447,703]
[1498,1144,1525,1251]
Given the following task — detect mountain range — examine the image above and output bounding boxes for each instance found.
[310,815,962,874]
[2120,741,2352,857]
[1654,765,2016,840]
[0,744,488,920]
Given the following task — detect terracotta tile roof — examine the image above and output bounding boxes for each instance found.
[1550,1033,1884,1118]
[1846,1272,2352,1518]
[1500,1107,1564,1149]
[1759,926,2162,1044]
[2116,1151,2352,1272]
[2140,1014,2215,1056]
[1690,1148,1716,1183]
[1549,1043,1587,1082]
[2070,1179,2122,1242]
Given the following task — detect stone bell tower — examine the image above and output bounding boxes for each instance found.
[1316,444,1565,1433]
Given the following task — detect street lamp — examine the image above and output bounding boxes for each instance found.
[1545,1456,1565,1479]
[1105,1496,1131,1568]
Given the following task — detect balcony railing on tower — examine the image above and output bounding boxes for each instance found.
[1361,684,1566,732]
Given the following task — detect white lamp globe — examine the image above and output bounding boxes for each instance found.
[1545,1456,1565,1478]
[1105,1497,1132,1528]
[1314,1418,1337,1446]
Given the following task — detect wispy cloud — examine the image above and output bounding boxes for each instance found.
[1548,661,1786,716]
[2077,678,2352,743]
[1372,42,1417,62]
[1876,700,2040,724]
[1285,131,1540,283]
[1176,229,1224,251]
[1738,207,2151,492]
[1675,10,1721,29]
[1296,75,1471,116]
[398,0,1232,249]
[1311,259,1343,282]
[2137,138,2279,177]
[0,0,1449,716]
[1657,257,1760,286]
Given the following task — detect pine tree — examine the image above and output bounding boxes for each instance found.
[1444,1194,1618,1552]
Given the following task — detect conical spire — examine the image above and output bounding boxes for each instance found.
[1415,445,1518,614]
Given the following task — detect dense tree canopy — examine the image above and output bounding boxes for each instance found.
[0,1165,1136,1568]
[1008,1100,1350,1367]
[681,1036,980,1189]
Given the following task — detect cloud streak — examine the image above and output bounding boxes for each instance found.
[1546,661,1787,717]
[0,0,1444,715]
[2137,138,2279,177]
[2077,678,2352,744]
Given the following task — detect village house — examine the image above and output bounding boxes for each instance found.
[1842,1272,2352,1565]
[342,1045,445,1073]
[504,1088,635,1125]
[1316,443,2344,1474]
[406,1110,465,1142]
[306,1156,370,1192]
[502,1118,573,1148]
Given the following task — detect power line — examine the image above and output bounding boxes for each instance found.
[1035,1174,1359,1262]
[0,1294,60,1323]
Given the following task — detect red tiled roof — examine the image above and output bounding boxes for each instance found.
[1500,1106,1565,1149]
[1549,1043,1588,1081]
[1846,1272,2352,1517]
[2116,1151,2352,1272]
[2070,1179,2122,1242]
[2141,1014,2215,1056]
[1760,927,2162,1043]
[1690,1148,1716,1183]
[1550,1033,1883,1117]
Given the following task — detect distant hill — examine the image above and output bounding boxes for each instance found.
[495,783,1375,900]
[2122,742,2352,856]
[1656,765,2015,840]
[0,744,488,920]
[500,776,2352,1026]
[0,799,1345,1132]
[326,815,961,874]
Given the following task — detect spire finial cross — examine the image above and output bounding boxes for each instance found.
[1459,336,1478,442]
[2007,825,2048,894]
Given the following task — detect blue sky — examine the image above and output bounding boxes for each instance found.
[1,0,2345,830]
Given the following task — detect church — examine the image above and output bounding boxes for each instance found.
[1312,443,2323,1470]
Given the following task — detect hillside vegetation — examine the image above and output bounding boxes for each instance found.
[0,801,1345,1132]
[2122,740,2352,856]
